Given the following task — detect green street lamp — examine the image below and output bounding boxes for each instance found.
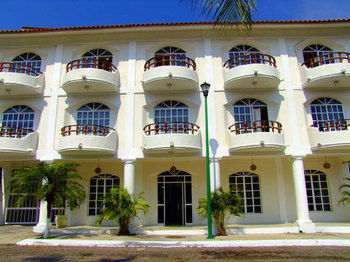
[200,81,213,239]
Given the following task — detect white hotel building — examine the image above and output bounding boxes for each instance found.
[0,19,349,234]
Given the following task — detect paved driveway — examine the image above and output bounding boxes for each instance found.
[0,225,38,244]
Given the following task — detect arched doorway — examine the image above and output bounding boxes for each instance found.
[157,170,192,225]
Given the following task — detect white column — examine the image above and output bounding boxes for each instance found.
[291,156,315,233]
[210,157,221,191]
[275,159,288,223]
[123,159,139,232]
[65,209,72,227]
[204,38,222,195]
[342,161,350,179]
[124,41,136,153]
[123,159,136,195]
[38,44,63,161]
[33,179,49,233]
[203,38,219,157]
[278,38,302,148]
[33,200,49,233]
[0,168,10,225]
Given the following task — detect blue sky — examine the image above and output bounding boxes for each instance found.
[1,0,349,30]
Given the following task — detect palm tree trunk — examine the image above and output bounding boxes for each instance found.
[118,219,130,235]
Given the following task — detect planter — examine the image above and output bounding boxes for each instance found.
[55,215,67,228]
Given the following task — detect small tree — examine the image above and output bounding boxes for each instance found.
[338,178,350,206]
[198,187,244,236]
[9,161,86,238]
[96,186,150,235]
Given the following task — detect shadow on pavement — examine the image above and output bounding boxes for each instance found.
[98,257,136,262]
[24,255,64,262]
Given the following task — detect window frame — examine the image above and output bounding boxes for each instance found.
[154,101,189,134]
[11,53,42,76]
[310,98,345,132]
[302,44,333,68]
[233,99,268,134]
[229,171,262,214]
[1,105,35,138]
[304,170,332,212]
[76,103,111,135]
[88,174,120,216]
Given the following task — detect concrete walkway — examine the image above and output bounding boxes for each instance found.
[0,225,38,244]
[1,225,350,247]
[17,238,350,248]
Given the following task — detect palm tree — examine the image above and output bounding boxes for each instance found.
[181,0,257,29]
[96,186,150,235]
[9,161,86,238]
[338,178,350,206]
[198,187,244,236]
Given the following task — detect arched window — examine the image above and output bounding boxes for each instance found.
[155,46,187,67]
[310,98,345,132]
[76,103,111,135]
[229,172,261,213]
[305,170,331,212]
[155,101,189,134]
[302,44,333,68]
[1,105,35,137]
[229,45,261,67]
[88,174,120,216]
[233,99,268,133]
[12,53,42,76]
[82,49,113,70]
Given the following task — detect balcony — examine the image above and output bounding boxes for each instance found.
[308,119,350,151]
[143,122,201,154]
[0,62,44,96]
[143,54,198,91]
[301,52,350,89]
[223,53,280,90]
[0,127,38,156]
[228,120,285,152]
[58,125,117,155]
[61,59,119,94]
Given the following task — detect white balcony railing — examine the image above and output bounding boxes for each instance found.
[143,122,201,153]
[143,54,198,91]
[0,62,44,96]
[228,120,285,152]
[308,119,350,151]
[62,59,119,93]
[0,127,38,156]
[58,124,117,155]
[223,53,280,90]
[301,52,350,89]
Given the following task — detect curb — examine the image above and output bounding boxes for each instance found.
[17,239,350,248]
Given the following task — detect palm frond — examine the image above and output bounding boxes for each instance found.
[181,0,257,30]
[96,186,150,235]
[338,178,350,207]
[9,161,86,212]
[197,187,244,235]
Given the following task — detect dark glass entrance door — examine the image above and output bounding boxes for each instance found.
[165,183,183,225]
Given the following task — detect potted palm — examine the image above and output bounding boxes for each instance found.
[198,187,244,236]
[96,186,150,235]
[55,207,67,228]
[9,161,86,238]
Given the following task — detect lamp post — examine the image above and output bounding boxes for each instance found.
[200,81,213,239]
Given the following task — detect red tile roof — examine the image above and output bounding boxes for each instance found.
[1,19,349,34]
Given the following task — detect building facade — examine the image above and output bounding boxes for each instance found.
[0,20,349,233]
